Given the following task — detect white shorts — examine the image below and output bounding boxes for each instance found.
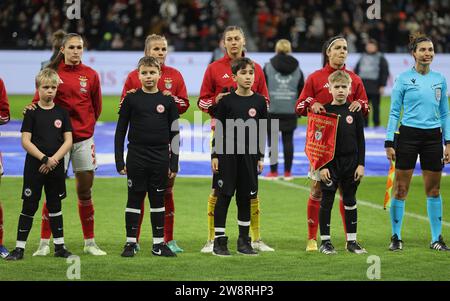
[307,166,320,181]
[64,137,97,173]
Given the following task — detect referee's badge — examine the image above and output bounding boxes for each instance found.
[435,87,442,102]
[127,179,132,188]
[248,108,256,117]
[54,119,62,128]
[157,104,165,113]
[24,188,32,197]
[218,179,223,188]
[346,115,353,124]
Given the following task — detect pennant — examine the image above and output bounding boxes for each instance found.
[305,112,339,171]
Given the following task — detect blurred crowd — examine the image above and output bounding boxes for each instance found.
[0,0,228,51]
[0,0,449,53]
[242,0,450,53]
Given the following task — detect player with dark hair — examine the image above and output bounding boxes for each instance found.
[0,77,10,258]
[115,56,179,258]
[198,25,273,253]
[121,34,189,253]
[7,69,73,260]
[295,35,369,251]
[385,33,450,251]
[318,70,367,255]
[211,57,267,256]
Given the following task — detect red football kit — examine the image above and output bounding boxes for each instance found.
[0,78,9,124]
[33,61,102,143]
[197,53,270,128]
[121,64,189,114]
[295,64,369,116]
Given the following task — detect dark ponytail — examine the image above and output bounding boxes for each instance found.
[47,33,83,70]
[49,29,67,62]
[321,35,346,67]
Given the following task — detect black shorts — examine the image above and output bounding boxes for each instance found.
[214,154,259,198]
[22,156,66,203]
[126,163,168,194]
[395,125,443,171]
[320,155,360,194]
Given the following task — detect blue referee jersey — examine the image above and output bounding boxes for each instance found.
[386,67,450,143]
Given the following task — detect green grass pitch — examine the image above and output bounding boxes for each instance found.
[1,95,450,281]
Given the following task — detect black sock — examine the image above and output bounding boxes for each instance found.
[125,191,145,243]
[214,194,232,238]
[16,201,39,248]
[148,191,165,244]
[344,203,358,241]
[17,213,33,245]
[236,194,250,238]
[320,190,335,240]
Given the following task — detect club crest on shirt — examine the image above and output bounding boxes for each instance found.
[157,104,165,113]
[248,108,256,117]
[24,188,32,197]
[435,87,442,102]
[79,76,88,87]
[54,119,62,128]
[314,124,325,141]
[164,78,172,89]
[346,115,353,124]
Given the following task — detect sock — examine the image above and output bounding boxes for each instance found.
[17,212,34,248]
[78,200,95,240]
[136,196,146,243]
[0,203,3,245]
[339,196,347,235]
[427,195,442,243]
[49,211,64,247]
[307,194,321,240]
[40,201,52,240]
[214,194,231,238]
[125,207,141,244]
[344,204,357,241]
[207,194,217,241]
[149,191,165,245]
[390,198,405,240]
[237,194,251,238]
[250,197,260,241]
[164,189,174,242]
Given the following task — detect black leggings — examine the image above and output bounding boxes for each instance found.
[268,130,294,173]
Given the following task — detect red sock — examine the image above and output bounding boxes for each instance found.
[0,203,3,245]
[40,201,52,239]
[78,200,95,239]
[164,189,174,243]
[136,195,146,243]
[339,197,347,235]
[307,195,321,240]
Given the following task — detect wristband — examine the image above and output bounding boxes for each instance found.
[384,141,394,148]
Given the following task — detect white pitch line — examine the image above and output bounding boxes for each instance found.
[268,179,450,228]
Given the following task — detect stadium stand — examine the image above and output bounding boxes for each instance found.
[0,0,449,52]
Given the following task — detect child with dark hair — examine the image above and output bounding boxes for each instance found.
[211,57,267,256]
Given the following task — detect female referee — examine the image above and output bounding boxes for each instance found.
[385,33,450,251]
